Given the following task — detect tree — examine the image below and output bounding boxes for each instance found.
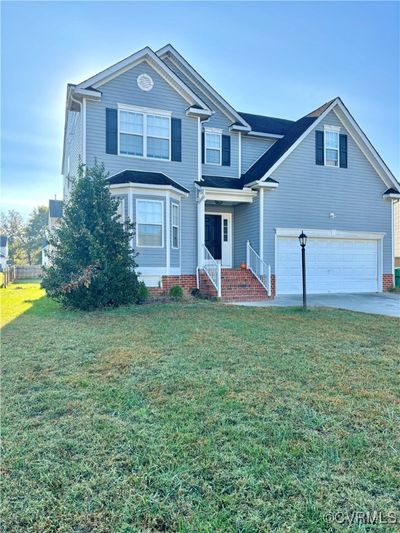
[0,210,27,265]
[25,206,49,264]
[42,162,139,310]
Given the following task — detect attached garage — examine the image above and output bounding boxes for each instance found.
[276,229,384,295]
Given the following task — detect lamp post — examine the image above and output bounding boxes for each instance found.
[298,231,307,310]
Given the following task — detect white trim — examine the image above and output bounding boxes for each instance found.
[139,267,181,275]
[171,202,180,250]
[198,186,257,204]
[238,132,242,178]
[128,189,133,250]
[324,124,341,132]
[259,188,264,261]
[117,102,171,116]
[197,193,205,267]
[109,182,188,198]
[205,211,233,268]
[275,228,385,240]
[157,45,250,128]
[197,117,202,181]
[166,192,170,274]
[82,97,86,164]
[136,198,164,248]
[186,107,213,118]
[323,129,339,168]
[247,131,284,139]
[76,47,210,111]
[117,106,171,161]
[204,130,222,166]
[384,192,400,200]
[391,200,395,279]
[73,88,101,99]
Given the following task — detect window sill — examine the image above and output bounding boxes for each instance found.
[117,153,171,162]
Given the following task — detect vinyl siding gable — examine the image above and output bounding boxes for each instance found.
[264,109,392,273]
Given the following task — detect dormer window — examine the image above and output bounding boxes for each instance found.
[205,129,222,165]
[324,129,339,167]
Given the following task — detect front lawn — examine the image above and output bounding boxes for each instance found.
[1,282,399,531]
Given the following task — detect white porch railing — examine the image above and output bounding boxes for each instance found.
[246,240,271,296]
[201,244,222,298]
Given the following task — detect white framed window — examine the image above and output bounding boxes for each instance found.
[171,203,180,249]
[205,129,222,165]
[118,105,171,160]
[324,128,340,167]
[136,199,164,248]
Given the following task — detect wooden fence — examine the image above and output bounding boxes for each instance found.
[1,265,43,287]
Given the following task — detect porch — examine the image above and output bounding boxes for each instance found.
[196,178,273,300]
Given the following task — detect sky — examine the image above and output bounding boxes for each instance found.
[1,0,399,218]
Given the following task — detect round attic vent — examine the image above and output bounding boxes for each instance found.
[137,73,154,91]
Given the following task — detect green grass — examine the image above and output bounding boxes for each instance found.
[1,282,400,532]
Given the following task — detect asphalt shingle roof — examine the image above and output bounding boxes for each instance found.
[196,175,278,190]
[242,99,336,184]
[238,113,294,135]
[107,170,189,193]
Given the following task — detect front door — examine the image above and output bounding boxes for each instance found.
[205,213,232,267]
[205,214,221,260]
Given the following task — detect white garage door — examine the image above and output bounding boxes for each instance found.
[276,236,379,294]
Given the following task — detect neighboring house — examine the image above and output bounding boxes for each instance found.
[61,44,400,300]
[0,236,8,270]
[42,199,63,266]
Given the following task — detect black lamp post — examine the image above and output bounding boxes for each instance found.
[298,231,307,310]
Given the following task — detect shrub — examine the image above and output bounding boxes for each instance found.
[136,281,148,304]
[42,161,139,310]
[169,285,184,300]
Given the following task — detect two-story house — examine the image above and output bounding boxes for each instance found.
[61,44,400,300]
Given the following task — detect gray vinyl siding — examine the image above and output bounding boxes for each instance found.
[132,194,166,268]
[64,110,82,198]
[170,198,180,268]
[234,197,259,268]
[241,136,275,174]
[264,110,393,274]
[163,56,239,179]
[85,61,198,273]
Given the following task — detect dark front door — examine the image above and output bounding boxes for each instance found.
[205,214,222,260]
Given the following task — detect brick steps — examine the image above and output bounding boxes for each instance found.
[199,268,271,302]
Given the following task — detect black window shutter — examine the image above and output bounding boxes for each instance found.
[222,135,231,166]
[339,134,348,168]
[106,108,118,155]
[315,130,324,165]
[202,132,205,164]
[171,118,182,162]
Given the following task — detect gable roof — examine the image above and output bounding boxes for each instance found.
[49,199,63,218]
[243,97,399,191]
[242,99,336,184]
[239,113,294,136]
[107,170,189,194]
[156,44,250,129]
[75,46,210,111]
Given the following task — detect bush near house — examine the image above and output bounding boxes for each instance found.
[42,162,139,310]
[169,285,184,299]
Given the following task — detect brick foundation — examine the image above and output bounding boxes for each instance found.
[148,274,197,297]
[383,274,394,290]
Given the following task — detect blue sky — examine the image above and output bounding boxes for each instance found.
[2,1,399,218]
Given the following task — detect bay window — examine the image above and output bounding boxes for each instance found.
[171,203,180,248]
[118,106,170,160]
[136,199,163,247]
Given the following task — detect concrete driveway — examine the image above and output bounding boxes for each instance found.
[233,292,400,317]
